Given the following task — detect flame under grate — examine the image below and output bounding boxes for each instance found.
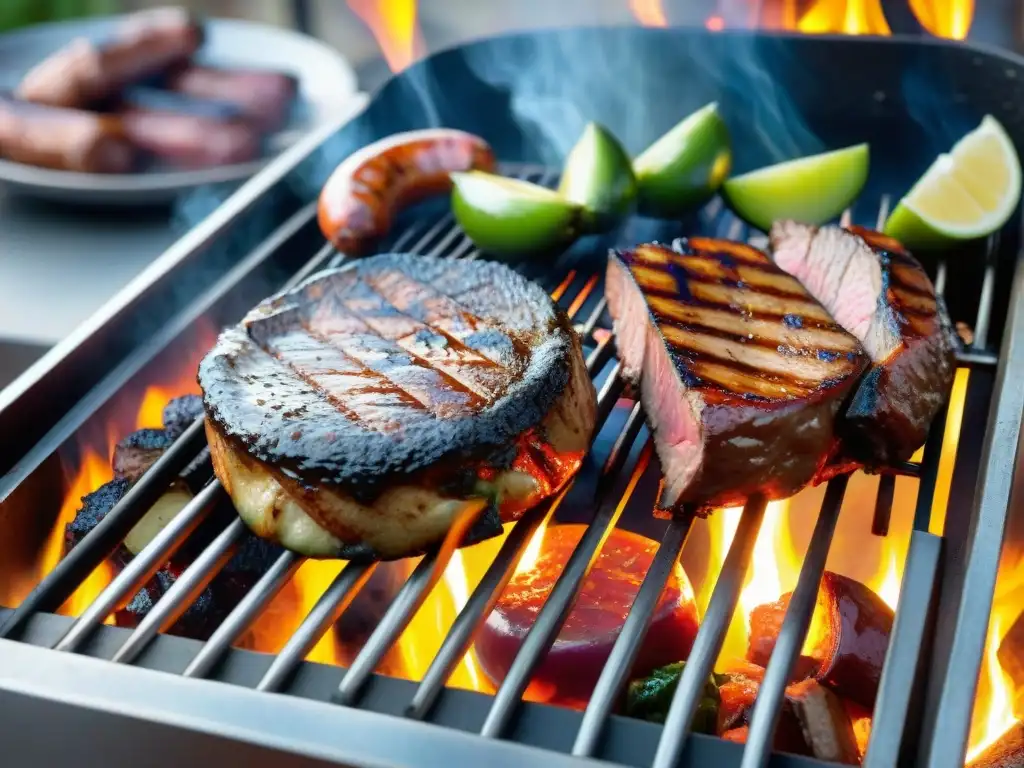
[0,164,1001,768]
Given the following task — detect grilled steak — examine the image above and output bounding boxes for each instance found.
[771,223,956,464]
[605,239,867,511]
[199,253,597,560]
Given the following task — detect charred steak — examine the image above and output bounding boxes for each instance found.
[770,223,956,464]
[198,253,597,560]
[605,239,868,511]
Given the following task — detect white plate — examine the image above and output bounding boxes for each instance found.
[0,15,361,205]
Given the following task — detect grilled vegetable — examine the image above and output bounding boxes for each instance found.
[605,239,868,512]
[786,679,861,765]
[772,223,956,465]
[748,571,894,710]
[122,483,193,556]
[722,144,869,232]
[199,254,597,560]
[558,122,636,233]
[475,525,700,707]
[451,171,581,258]
[633,102,732,218]
[625,661,722,731]
[318,129,496,254]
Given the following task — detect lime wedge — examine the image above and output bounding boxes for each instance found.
[633,102,732,218]
[721,144,870,232]
[884,116,1022,249]
[451,171,580,257]
[559,122,637,233]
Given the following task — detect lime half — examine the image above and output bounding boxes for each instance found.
[884,116,1022,249]
[722,144,869,232]
[451,171,580,258]
[633,102,732,219]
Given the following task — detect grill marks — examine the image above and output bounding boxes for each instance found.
[616,242,865,399]
[246,265,527,426]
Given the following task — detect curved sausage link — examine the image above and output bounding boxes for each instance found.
[317,129,496,255]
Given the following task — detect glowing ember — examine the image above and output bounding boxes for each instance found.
[629,0,668,27]
[348,0,423,73]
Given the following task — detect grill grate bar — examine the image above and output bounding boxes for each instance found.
[255,562,375,693]
[651,495,768,768]
[334,549,450,706]
[111,517,247,665]
[740,475,849,768]
[53,480,226,652]
[403,503,550,720]
[480,402,648,739]
[182,549,302,679]
[872,474,897,537]
[972,234,999,351]
[0,417,208,639]
[572,514,693,757]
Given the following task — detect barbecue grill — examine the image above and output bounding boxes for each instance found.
[1,26,1022,768]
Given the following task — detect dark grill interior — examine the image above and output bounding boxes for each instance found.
[1,26,1023,768]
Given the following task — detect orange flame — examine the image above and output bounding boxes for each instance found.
[629,0,668,27]
[909,0,974,40]
[967,612,1017,762]
[348,0,423,73]
[797,0,892,35]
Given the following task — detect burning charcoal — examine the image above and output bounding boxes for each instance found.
[116,533,281,641]
[64,477,133,568]
[968,723,1024,768]
[113,428,172,483]
[748,571,894,709]
[785,679,860,765]
[162,394,204,440]
[998,612,1024,719]
[722,726,749,744]
[624,661,722,732]
[957,321,975,347]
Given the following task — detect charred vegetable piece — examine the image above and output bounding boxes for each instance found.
[747,571,894,709]
[113,428,172,483]
[162,394,204,439]
[558,122,636,234]
[785,679,861,765]
[475,525,700,707]
[633,102,732,218]
[317,129,496,254]
[451,171,581,258]
[625,661,722,732]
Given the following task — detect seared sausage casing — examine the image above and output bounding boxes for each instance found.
[317,129,496,254]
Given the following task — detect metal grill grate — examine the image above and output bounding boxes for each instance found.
[0,164,1002,768]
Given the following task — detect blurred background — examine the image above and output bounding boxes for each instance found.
[0,0,1017,388]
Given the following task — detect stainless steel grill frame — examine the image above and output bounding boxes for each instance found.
[1,26,1023,768]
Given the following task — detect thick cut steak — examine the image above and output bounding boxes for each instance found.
[771,223,956,464]
[606,239,867,512]
[199,253,597,560]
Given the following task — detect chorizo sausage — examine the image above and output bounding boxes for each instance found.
[317,129,496,254]
[17,7,204,109]
[0,94,136,173]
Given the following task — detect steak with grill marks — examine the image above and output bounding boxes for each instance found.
[605,239,868,512]
[770,223,956,465]
[198,253,597,560]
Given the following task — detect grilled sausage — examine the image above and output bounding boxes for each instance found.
[0,95,136,173]
[17,7,204,109]
[167,65,298,131]
[317,129,497,254]
[120,105,261,169]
